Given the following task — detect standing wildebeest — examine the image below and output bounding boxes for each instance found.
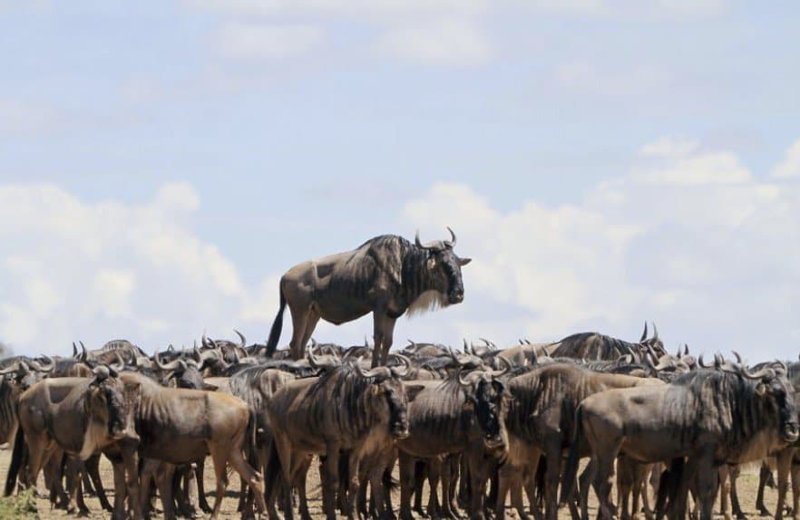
[8,366,142,516]
[498,362,663,520]
[266,359,411,520]
[397,367,510,520]
[115,372,268,520]
[563,361,799,520]
[265,229,471,366]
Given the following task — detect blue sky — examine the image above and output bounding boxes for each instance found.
[1,0,799,360]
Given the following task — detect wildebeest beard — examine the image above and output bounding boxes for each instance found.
[401,245,464,317]
[474,379,506,449]
[101,383,127,437]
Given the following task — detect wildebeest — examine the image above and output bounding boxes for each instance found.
[7,366,141,515]
[498,362,663,520]
[397,366,509,520]
[116,371,267,520]
[265,229,471,366]
[549,322,666,361]
[563,360,799,520]
[266,358,411,519]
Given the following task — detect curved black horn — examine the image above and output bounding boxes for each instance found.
[444,226,457,248]
[731,351,743,365]
[457,368,472,387]
[698,354,713,369]
[640,322,648,342]
[491,356,511,377]
[742,365,775,380]
[389,354,411,378]
[0,362,20,376]
[72,342,78,358]
[154,353,182,372]
[111,352,125,373]
[234,329,246,349]
[652,322,659,340]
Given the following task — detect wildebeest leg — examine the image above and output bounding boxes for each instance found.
[194,458,213,513]
[440,455,458,520]
[85,453,112,512]
[293,456,314,520]
[618,455,635,520]
[694,455,718,520]
[371,312,396,368]
[119,441,142,520]
[224,442,267,517]
[155,463,177,520]
[413,459,427,517]
[110,459,127,520]
[467,451,490,520]
[631,463,649,520]
[758,462,774,517]
[288,303,314,361]
[777,448,794,520]
[322,445,343,520]
[577,460,594,520]
[790,455,800,520]
[497,461,521,520]
[448,456,460,516]
[139,459,167,519]
[718,465,730,520]
[398,453,416,520]
[729,466,746,520]
[64,457,85,514]
[344,450,362,519]
[427,457,443,517]
[543,439,563,520]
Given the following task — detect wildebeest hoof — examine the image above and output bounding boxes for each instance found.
[759,508,772,517]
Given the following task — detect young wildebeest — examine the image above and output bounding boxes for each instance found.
[8,366,141,516]
[265,229,471,366]
[397,365,510,520]
[564,361,799,520]
[266,359,411,520]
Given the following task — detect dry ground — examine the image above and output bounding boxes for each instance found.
[0,446,782,519]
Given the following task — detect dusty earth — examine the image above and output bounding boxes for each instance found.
[0,446,781,519]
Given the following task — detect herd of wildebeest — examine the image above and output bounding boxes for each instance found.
[0,230,798,520]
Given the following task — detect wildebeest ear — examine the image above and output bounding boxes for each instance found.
[405,384,426,402]
[426,257,438,270]
[457,257,472,267]
[755,383,767,397]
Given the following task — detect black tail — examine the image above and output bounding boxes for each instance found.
[5,425,25,496]
[560,405,584,505]
[265,285,287,357]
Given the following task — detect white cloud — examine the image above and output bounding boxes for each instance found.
[0,183,279,355]
[400,138,800,359]
[378,19,490,66]
[633,138,751,186]
[216,23,323,60]
[772,138,800,179]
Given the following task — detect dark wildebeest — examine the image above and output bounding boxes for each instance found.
[498,362,663,520]
[563,360,799,520]
[397,366,510,520]
[0,358,55,445]
[549,322,666,361]
[7,366,141,516]
[266,359,411,519]
[265,229,471,366]
[115,371,267,520]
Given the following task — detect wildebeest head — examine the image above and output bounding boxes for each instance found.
[0,356,54,391]
[413,227,471,306]
[87,365,141,443]
[459,361,510,452]
[355,356,411,439]
[745,364,800,444]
